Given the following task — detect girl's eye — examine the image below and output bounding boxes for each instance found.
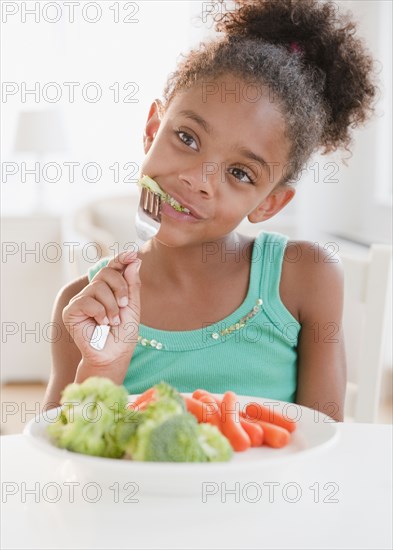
[175,130,198,150]
[229,167,255,185]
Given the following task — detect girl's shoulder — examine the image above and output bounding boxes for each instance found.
[283,239,343,277]
[281,240,344,323]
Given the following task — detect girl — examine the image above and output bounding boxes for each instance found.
[43,0,378,421]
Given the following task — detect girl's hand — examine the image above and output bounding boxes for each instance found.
[62,251,141,369]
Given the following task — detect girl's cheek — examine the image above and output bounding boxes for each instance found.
[142,145,174,175]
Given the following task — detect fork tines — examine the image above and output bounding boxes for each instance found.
[142,187,161,222]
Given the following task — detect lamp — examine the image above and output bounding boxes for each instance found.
[13,109,69,212]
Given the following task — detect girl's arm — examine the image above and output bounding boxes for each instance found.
[42,275,88,410]
[292,242,347,421]
[43,251,142,410]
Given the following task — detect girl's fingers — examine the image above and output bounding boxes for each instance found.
[63,252,142,357]
[91,267,129,308]
[63,295,109,326]
[91,252,140,309]
[70,279,121,326]
[66,260,141,323]
[88,280,123,325]
[123,259,142,313]
[106,250,139,273]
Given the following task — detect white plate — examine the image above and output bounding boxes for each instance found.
[23,395,340,495]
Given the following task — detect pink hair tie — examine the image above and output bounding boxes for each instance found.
[290,41,303,54]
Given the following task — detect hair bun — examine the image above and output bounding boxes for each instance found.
[213,0,378,153]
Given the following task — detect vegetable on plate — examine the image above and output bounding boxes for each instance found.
[47,378,297,462]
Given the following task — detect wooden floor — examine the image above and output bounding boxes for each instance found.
[0,382,392,435]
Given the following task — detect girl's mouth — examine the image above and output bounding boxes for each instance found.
[137,175,202,219]
[164,194,192,215]
[160,200,199,221]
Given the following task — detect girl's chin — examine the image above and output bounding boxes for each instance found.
[152,227,235,250]
[153,235,180,248]
[152,227,207,249]
[153,236,201,249]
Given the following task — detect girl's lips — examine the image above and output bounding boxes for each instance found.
[161,201,202,222]
[159,186,206,219]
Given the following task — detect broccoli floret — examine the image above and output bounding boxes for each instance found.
[136,413,208,462]
[142,398,183,421]
[197,423,233,462]
[125,383,233,462]
[150,381,186,412]
[125,395,184,459]
[113,409,142,449]
[127,407,233,463]
[59,376,129,411]
[47,377,138,459]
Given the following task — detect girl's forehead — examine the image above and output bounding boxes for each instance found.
[164,76,290,163]
[167,76,280,118]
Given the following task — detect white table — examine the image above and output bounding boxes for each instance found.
[1,423,392,550]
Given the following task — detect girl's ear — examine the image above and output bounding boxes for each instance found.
[143,99,164,153]
[248,186,296,223]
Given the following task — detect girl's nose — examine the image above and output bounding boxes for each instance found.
[178,163,218,197]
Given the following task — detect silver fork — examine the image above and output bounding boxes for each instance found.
[135,187,162,242]
[89,188,162,351]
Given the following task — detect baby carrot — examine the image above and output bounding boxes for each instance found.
[244,402,297,433]
[134,399,151,411]
[192,389,220,405]
[126,399,151,412]
[256,421,291,448]
[185,395,223,428]
[184,395,208,423]
[192,391,263,445]
[220,391,251,452]
[196,394,222,429]
[239,417,264,447]
[130,387,156,407]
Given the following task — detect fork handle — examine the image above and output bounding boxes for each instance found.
[135,208,161,242]
[90,324,110,351]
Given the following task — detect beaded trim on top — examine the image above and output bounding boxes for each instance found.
[137,336,164,350]
[136,298,263,351]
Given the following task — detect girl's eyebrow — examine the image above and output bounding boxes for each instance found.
[236,146,269,173]
[178,109,269,173]
[178,110,213,135]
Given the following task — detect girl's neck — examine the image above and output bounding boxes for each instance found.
[139,231,252,289]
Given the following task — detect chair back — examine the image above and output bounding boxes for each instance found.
[341,245,392,422]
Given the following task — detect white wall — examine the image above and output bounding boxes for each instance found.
[1,1,203,382]
[2,1,391,240]
[2,1,199,215]
[293,0,392,245]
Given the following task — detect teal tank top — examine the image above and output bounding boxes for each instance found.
[87,231,300,402]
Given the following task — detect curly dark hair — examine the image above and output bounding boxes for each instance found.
[161,0,379,185]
